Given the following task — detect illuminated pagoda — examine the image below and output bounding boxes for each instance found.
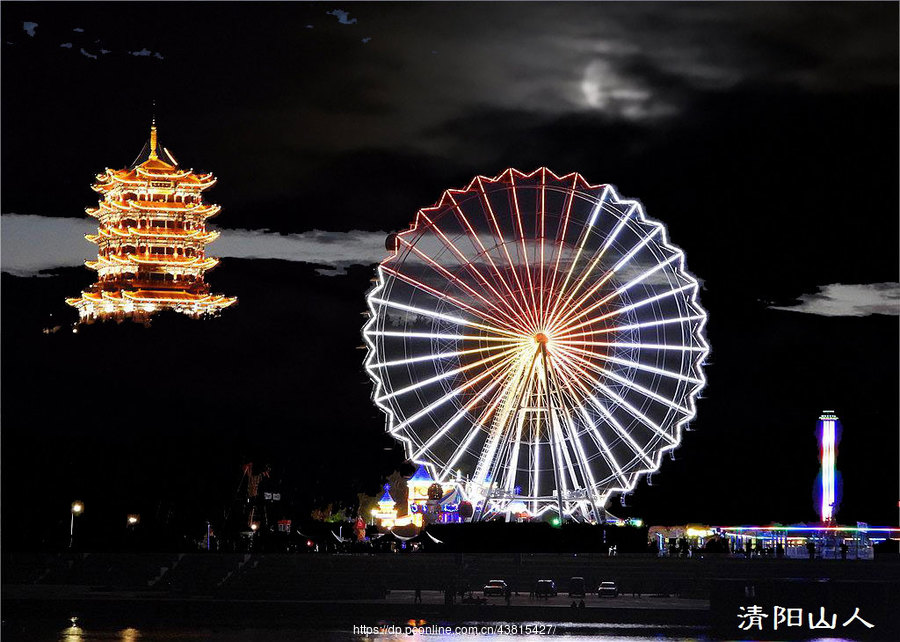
[371,484,399,528]
[67,121,235,322]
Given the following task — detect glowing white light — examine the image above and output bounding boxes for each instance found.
[364,169,708,522]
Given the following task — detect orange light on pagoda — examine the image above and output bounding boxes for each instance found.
[66,119,236,322]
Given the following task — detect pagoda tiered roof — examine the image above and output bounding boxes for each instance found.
[86,227,220,243]
[67,121,235,323]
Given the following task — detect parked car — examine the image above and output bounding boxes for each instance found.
[483,579,508,596]
[598,581,618,597]
[535,579,557,597]
[568,576,586,597]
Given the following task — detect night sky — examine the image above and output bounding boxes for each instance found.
[2,2,897,549]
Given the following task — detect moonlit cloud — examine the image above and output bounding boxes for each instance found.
[214,227,388,275]
[22,22,37,37]
[579,59,674,120]
[1,214,388,277]
[1,215,95,276]
[769,283,900,318]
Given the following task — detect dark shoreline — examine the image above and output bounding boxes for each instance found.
[3,552,898,639]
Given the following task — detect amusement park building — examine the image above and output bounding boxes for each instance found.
[372,465,462,529]
[67,122,235,322]
[647,412,900,559]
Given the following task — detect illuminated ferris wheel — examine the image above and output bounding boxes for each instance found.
[363,168,708,522]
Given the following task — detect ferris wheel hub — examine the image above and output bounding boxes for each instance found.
[534,332,549,345]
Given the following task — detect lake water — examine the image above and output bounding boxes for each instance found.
[7,621,720,641]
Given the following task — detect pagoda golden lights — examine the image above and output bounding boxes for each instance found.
[67,122,236,322]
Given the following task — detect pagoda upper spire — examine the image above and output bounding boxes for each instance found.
[149,122,159,160]
[148,100,159,160]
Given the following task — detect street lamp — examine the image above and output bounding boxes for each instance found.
[127,514,140,526]
[69,501,84,549]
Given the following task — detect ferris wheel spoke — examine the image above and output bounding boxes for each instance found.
[500,406,527,493]
[397,219,524,330]
[473,347,541,489]
[563,340,706,352]
[555,210,650,329]
[546,359,603,496]
[384,349,521,436]
[555,404,597,494]
[544,173,579,321]
[370,287,521,340]
[550,401,579,494]
[556,283,697,337]
[553,349,679,445]
[559,343,703,387]
[544,187,610,327]
[375,344,520,402]
[410,378,502,461]
[553,248,678,332]
[444,194,539,329]
[370,296,481,330]
[365,330,522,344]
[556,347,694,418]
[437,387,506,482]
[538,357,580,495]
[551,356,656,469]
[546,196,635,330]
[509,172,541,326]
[549,358,630,486]
[382,266,522,335]
[368,343,518,370]
[395,235,530,334]
[538,168,547,322]
[560,388,613,495]
[559,314,707,340]
[474,177,540,329]
[548,208,655,332]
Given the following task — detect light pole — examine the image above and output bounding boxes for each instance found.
[69,501,84,549]
[249,522,259,552]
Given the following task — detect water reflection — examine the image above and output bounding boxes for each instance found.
[60,624,83,641]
